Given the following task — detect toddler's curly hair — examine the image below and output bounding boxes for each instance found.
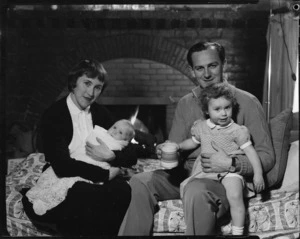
[199,82,238,119]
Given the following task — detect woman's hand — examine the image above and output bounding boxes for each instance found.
[85,137,115,162]
[109,167,121,180]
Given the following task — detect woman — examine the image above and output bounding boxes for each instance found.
[22,59,137,236]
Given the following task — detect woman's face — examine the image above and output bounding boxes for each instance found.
[70,74,104,110]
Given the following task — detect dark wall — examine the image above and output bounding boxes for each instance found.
[4,7,268,131]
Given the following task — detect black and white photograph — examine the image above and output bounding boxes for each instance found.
[1,0,299,238]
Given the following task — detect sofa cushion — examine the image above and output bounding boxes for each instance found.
[153,191,300,235]
[266,108,293,188]
[277,140,299,192]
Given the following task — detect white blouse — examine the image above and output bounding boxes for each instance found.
[66,94,93,158]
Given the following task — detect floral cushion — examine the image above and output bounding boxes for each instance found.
[152,191,299,238]
[6,153,57,236]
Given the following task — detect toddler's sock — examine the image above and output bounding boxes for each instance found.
[231,225,244,235]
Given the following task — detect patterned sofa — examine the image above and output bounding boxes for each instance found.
[137,158,299,238]
[5,109,299,238]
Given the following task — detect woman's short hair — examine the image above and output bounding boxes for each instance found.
[187,42,226,67]
[68,59,108,91]
[200,82,237,118]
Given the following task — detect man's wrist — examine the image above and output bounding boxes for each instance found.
[228,156,237,173]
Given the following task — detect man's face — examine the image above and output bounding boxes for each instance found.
[191,48,224,89]
[71,75,103,110]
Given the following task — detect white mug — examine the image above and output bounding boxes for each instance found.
[160,142,179,169]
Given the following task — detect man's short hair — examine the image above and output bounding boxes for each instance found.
[187,42,226,67]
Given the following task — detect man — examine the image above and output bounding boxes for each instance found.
[118,42,275,235]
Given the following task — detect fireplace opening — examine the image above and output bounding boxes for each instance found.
[105,105,167,145]
[105,104,167,158]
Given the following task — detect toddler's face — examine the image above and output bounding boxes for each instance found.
[108,121,132,141]
[207,96,232,127]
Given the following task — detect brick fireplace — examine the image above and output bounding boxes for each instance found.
[3,6,269,148]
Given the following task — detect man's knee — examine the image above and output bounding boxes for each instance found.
[184,179,212,200]
[130,171,151,183]
[129,172,154,193]
[183,178,227,206]
[185,178,217,192]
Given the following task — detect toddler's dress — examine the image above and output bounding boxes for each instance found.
[180,119,254,198]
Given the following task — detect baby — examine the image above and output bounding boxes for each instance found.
[26,119,135,216]
[74,119,136,169]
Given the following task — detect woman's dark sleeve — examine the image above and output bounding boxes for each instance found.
[110,143,138,167]
[41,106,109,183]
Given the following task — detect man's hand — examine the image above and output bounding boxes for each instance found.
[86,137,115,162]
[200,141,232,173]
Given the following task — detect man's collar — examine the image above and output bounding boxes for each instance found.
[67,93,90,115]
[206,119,233,129]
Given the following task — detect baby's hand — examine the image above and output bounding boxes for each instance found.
[253,174,265,193]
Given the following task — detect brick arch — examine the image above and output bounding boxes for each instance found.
[98,34,191,73]
[25,33,196,124]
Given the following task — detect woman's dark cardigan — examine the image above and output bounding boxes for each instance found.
[41,96,137,183]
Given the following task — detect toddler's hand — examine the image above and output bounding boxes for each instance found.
[253,174,265,193]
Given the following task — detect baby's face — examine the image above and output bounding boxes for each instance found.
[108,121,132,141]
